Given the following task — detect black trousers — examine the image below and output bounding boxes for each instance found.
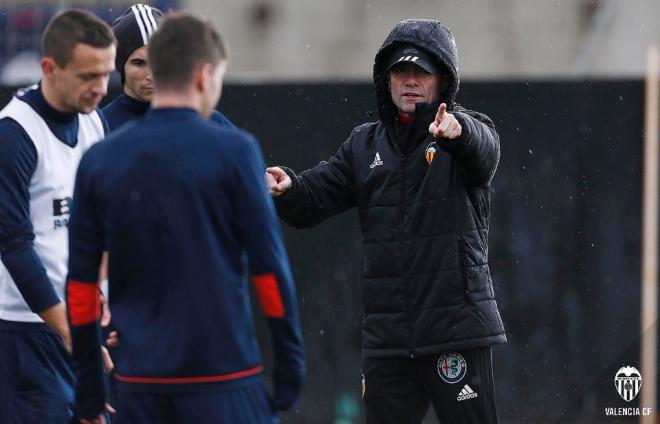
[362,347,498,424]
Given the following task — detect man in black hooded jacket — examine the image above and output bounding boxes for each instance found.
[266,19,505,423]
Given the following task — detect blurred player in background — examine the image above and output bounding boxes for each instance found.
[103,3,235,132]
[267,18,505,424]
[0,9,115,423]
[100,1,238,354]
[66,12,304,424]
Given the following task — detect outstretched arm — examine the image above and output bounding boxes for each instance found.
[265,129,361,228]
[429,103,500,186]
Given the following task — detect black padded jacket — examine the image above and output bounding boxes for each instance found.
[275,19,506,358]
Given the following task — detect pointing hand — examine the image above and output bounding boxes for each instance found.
[429,103,462,139]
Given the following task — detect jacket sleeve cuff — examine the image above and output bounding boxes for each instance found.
[71,324,106,419]
[434,112,471,156]
[273,167,302,209]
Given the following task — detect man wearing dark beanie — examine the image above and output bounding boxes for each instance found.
[103,4,235,132]
[102,4,161,131]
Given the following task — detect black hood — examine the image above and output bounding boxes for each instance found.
[373,19,460,125]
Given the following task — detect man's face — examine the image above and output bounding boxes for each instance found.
[200,60,227,118]
[46,43,115,114]
[388,62,440,115]
[123,46,154,102]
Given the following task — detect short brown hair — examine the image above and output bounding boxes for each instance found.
[148,13,227,90]
[42,9,116,67]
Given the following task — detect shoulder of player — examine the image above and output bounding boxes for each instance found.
[347,121,378,144]
[0,117,36,158]
[451,104,495,128]
[100,105,116,124]
[0,116,29,136]
[199,119,256,149]
[350,121,378,137]
[101,96,119,113]
[208,110,235,128]
[79,118,135,166]
[79,136,107,164]
[94,107,110,133]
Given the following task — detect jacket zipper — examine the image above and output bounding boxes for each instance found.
[400,154,415,358]
[457,238,470,299]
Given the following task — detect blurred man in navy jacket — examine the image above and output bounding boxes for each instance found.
[67,13,304,423]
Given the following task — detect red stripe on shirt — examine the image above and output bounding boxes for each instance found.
[252,273,285,318]
[66,280,101,326]
[114,365,263,384]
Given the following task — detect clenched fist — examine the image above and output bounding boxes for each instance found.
[265,167,292,197]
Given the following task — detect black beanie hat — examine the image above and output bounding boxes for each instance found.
[112,4,164,85]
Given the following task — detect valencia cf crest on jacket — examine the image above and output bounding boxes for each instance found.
[425,141,437,165]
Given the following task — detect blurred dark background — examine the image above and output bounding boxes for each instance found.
[222,80,649,423]
[0,80,649,423]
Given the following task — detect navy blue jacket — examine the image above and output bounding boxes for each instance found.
[103,93,236,132]
[66,108,304,419]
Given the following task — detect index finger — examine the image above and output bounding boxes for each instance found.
[435,103,447,123]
